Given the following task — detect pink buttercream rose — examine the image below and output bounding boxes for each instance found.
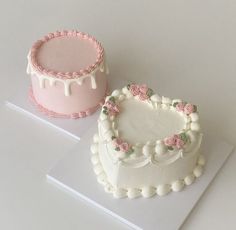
[105,100,114,108]
[139,93,149,101]
[119,142,129,152]
[112,105,119,113]
[164,134,180,147]
[176,138,185,149]
[164,136,176,146]
[129,84,140,96]
[184,103,194,115]
[176,102,185,112]
[139,84,148,94]
[109,108,119,116]
[114,138,123,147]
[105,101,119,116]
[173,134,180,142]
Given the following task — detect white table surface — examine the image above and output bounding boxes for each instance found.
[0,1,235,229]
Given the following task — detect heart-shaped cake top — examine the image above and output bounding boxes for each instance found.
[98,84,201,163]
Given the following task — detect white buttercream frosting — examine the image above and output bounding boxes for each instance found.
[91,133,205,198]
[91,85,205,198]
[116,99,185,144]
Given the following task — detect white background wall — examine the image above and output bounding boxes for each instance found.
[0,1,235,229]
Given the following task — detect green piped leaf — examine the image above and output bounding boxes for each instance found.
[127,84,131,89]
[147,88,154,97]
[103,110,108,115]
[126,147,134,155]
[115,147,120,151]
[173,102,179,107]
[109,96,116,103]
[168,146,174,151]
[111,136,116,140]
[193,105,197,112]
[180,132,188,143]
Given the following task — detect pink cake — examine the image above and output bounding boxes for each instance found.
[27,30,109,118]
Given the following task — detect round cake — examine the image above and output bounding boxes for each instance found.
[27,30,109,118]
[91,84,205,198]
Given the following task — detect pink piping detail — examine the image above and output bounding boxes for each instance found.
[29,30,104,80]
[28,86,109,119]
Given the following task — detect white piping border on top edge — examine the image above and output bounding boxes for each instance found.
[98,86,202,164]
[27,52,109,97]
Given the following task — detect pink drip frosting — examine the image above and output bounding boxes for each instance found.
[29,86,109,119]
[29,30,104,80]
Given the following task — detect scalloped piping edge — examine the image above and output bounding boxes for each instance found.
[28,86,109,119]
[91,133,206,199]
[29,30,105,79]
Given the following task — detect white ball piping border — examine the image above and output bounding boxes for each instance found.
[91,133,206,199]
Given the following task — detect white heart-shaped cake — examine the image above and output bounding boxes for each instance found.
[91,84,205,198]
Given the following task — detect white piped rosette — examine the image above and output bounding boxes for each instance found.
[91,84,205,198]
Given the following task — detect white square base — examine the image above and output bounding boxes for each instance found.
[47,125,234,230]
[5,77,127,140]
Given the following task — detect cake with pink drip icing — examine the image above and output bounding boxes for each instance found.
[27,30,109,118]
